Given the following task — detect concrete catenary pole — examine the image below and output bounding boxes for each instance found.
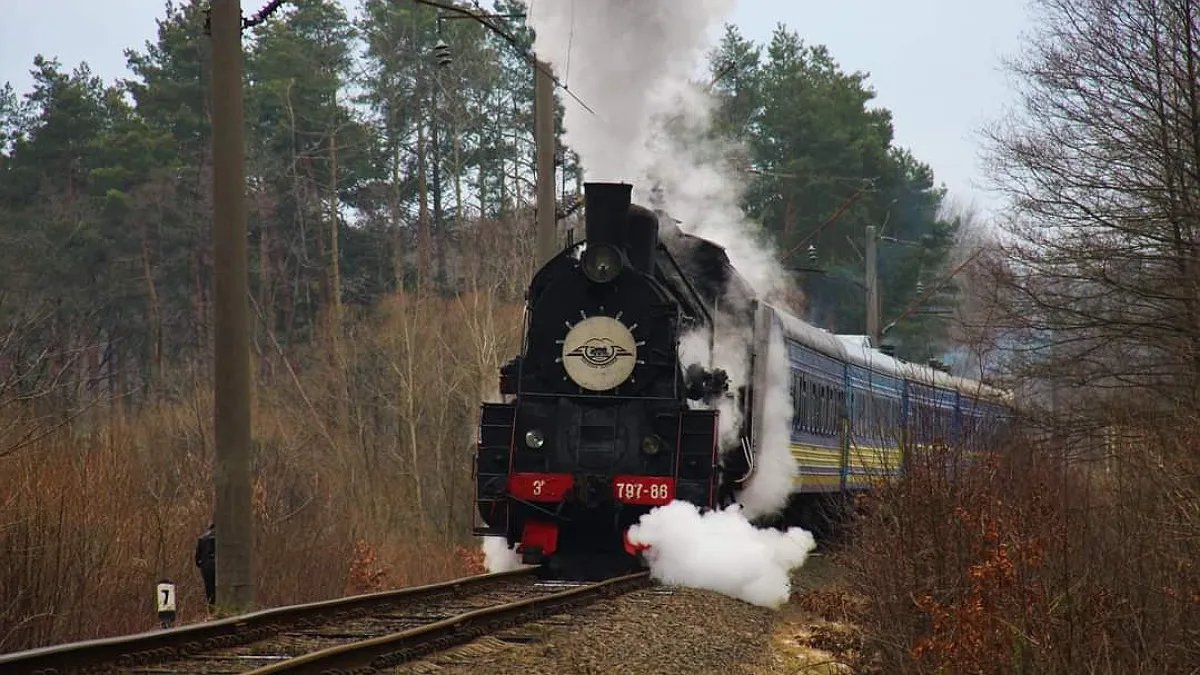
[866,224,879,346]
[534,59,557,266]
[210,0,254,611]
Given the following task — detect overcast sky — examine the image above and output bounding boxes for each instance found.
[1,0,1032,214]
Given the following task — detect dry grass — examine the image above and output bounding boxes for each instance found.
[0,289,524,654]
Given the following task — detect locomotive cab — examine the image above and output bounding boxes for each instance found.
[474,182,722,579]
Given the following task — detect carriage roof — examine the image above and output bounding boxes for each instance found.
[769,304,1011,404]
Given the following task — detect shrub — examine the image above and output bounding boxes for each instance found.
[843,427,1200,674]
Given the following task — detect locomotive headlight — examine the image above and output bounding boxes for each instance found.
[581,243,623,283]
[641,435,663,456]
[524,429,546,449]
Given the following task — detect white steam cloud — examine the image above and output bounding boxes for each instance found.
[643,87,791,301]
[480,536,525,573]
[528,0,734,182]
[627,501,816,608]
[736,316,797,518]
[527,0,793,301]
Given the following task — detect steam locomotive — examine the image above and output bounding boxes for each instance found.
[474,182,1011,578]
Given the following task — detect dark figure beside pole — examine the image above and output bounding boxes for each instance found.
[195,524,216,608]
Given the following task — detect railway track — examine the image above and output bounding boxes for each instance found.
[0,570,650,674]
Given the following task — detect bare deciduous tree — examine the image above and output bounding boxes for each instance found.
[986,0,1200,410]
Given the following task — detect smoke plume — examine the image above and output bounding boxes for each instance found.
[627,501,816,608]
[527,0,793,302]
[528,0,733,181]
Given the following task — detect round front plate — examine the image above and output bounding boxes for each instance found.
[561,316,638,391]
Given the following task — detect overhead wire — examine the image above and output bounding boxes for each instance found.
[564,0,575,86]
[411,0,596,115]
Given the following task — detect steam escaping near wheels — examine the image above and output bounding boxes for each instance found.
[481,536,526,573]
[626,500,816,608]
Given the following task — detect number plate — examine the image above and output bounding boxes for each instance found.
[508,473,574,502]
[612,475,675,506]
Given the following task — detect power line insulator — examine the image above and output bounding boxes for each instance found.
[434,39,452,67]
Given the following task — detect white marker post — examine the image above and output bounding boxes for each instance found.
[156,579,177,628]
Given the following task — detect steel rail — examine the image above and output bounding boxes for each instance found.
[244,571,652,674]
[0,568,534,674]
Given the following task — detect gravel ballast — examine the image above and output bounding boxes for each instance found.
[391,584,776,675]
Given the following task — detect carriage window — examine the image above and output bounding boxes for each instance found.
[822,384,831,435]
[791,372,804,433]
[857,391,867,436]
[823,384,831,436]
[816,383,826,434]
[820,383,830,435]
[803,375,811,433]
[800,382,807,432]
[875,393,884,439]
[792,375,799,431]
[866,393,873,437]
[817,384,824,435]
[867,393,878,439]
[829,385,840,435]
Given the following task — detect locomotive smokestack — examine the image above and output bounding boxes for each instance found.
[583,182,658,275]
[584,182,632,246]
